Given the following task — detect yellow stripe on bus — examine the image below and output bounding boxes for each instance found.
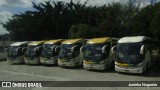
[115,61,128,67]
[83,60,95,64]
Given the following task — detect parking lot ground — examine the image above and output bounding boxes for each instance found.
[0,52,160,90]
[0,60,160,81]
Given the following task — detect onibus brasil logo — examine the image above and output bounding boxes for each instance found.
[2,82,42,87]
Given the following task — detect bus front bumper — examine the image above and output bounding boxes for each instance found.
[58,59,79,67]
[25,57,40,64]
[83,63,106,70]
[115,65,143,74]
[40,57,57,64]
[7,57,24,64]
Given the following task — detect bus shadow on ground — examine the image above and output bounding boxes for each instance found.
[9,63,26,65]
[60,66,84,70]
[143,61,160,77]
[85,66,116,73]
[42,64,59,67]
[26,64,43,66]
[0,59,6,62]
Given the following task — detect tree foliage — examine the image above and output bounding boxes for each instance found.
[2,0,160,41]
[69,24,100,39]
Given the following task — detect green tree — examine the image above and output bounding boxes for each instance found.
[68,24,100,38]
[99,3,123,37]
[150,11,160,40]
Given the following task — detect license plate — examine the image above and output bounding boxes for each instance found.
[44,61,49,63]
[90,67,94,69]
[125,70,129,72]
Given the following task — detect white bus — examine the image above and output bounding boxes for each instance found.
[113,36,159,74]
[58,39,86,67]
[83,37,118,70]
[6,41,29,64]
[25,41,45,64]
[40,39,64,64]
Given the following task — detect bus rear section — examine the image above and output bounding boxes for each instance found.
[40,39,64,65]
[58,39,85,67]
[83,37,118,70]
[113,36,159,74]
[6,41,29,64]
[25,41,45,64]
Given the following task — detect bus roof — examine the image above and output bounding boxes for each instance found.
[118,36,148,43]
[10,41,29,46]
[28,41,45,46]
[86,37,111,44]
[44,39,64,44]
[62,39,83,44]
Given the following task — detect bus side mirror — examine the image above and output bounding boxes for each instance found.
[33,48,37,52]
[80,46,84,53]
[39,46,42,51]
[140,45,145,54]
[22,47,27,52]
[102,45,108,53]
[15,48,21,52]
[51,46,55,51]
[34,47,39,52]
[4,48,8,52]
[71,45,78,52]
[111,46,116,54]
[55,46,60,53]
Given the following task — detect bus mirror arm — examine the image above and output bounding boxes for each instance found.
[22,47,27,52]
[111,46,116,54]
[80,46,84,53]
[33,47,39,52]
[55,46,60,53]
[15,48,21,52]
[33,48,36,52]
[4,48,8,52]
[102,45,107,53]
[51,46,55,51]
[71,45,78,52]
[140,45,145,54]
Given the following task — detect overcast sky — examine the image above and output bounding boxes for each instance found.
[0,0,158,35]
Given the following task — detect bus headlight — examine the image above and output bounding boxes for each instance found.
[137,63,143,68]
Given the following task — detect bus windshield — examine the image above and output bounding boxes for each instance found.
[59,44,74,59]
[84,44,107,62]
[27,45,37,52]
[41,44,57,57]
[26,45,38,58]
[116,42,143,64]
[8,46,19,57]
